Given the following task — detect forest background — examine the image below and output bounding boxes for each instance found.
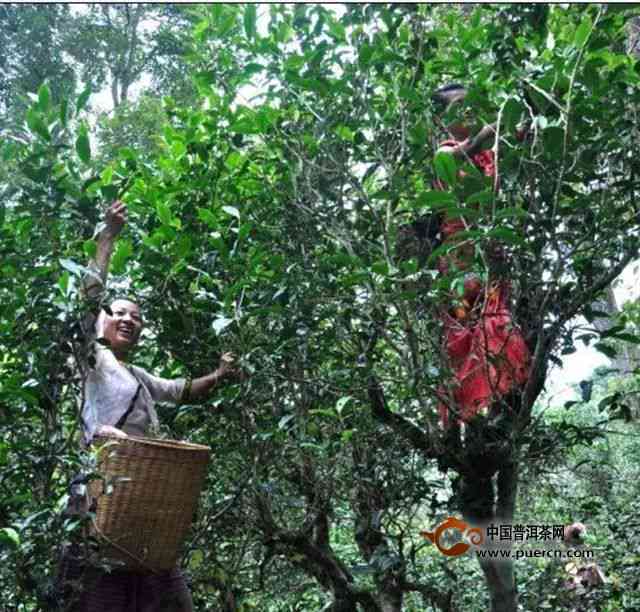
[1,4,640,611]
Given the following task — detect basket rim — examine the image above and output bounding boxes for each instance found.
[93,434,211,452]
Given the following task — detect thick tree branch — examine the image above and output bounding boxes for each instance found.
[255,490,363,607]
[402,580,455,612]
[367,375,443,459]
[521,244,638,425]
[562,247,639,329]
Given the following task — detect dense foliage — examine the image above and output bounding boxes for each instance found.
[1,4,640,611]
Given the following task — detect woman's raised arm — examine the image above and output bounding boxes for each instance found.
[83,200,127,301]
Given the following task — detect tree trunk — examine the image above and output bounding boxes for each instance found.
[478,558,517,612]
[483,460,519,612]
[459,453,519,612]
[111,79,120,109]
[378,590,402,612]
[327,597,358,612]
[591,285,640,375]
[591,285,640,416]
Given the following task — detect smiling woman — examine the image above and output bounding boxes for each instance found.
[76,201,241,445]
[102,299,143,358]
[54,200,243,611]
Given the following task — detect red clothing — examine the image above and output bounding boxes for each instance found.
[439,284,530,426]
[436,143,530,425]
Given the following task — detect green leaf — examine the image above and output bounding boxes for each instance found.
[328,19,346,41]
[495,207,528,220]
[156,201,173,226]
[341,429,354,443]
[359,43,373,65]
[606,3,640,13]
[371,260,388,275]
[0,527,20,547]
[215,11,236,37]
[225,151,243,170]
[502,98,523,133]
[417,190,457,208]
[198,207,218,227]
[194,19,210,41]
[467,190,494,205]
[26,108,50,142]
[76,125,91,163]
[543,127,565,158]
[409,123,428,145]
[598,393,620,412]
[335,125,354,142]
[275,23,294,45]
[607,333,640,344]
[599,324,625,339]
[574,16,592,48]
[310,408,338,421]
[244,4,257,39]
[37,83,51,112]
[111,240,133,275]
[242,63,264,79]
[76,87,91,114]
[171,141,186,159]
[593,342,617,359]
[100,185,119,201]
[335,396,352,416]
[58,271,70,296]
[119,147,136,160]
[230,118,259,134]
[278,414,295,430]
[59,98,68,127]
[284,53,305,72]
[176,234,192,258]
[434,151,457,186]
[300,78,328,96]
[487,227,524,245]
[101,166,113,185]
[83,239,97,259]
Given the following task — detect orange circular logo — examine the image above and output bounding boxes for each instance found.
[421,517,484,557]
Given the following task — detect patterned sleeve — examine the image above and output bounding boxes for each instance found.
[82,260,106,302]
[128,365,186,405]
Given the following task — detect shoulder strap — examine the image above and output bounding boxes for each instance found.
[115,366,143,430]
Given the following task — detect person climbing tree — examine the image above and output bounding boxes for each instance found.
[55,200,242,612]
[431,84,531,428]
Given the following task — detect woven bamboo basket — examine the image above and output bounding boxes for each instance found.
[89,436,211,573]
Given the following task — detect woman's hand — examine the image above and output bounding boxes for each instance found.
[104,200,127,238]
[187,353,247,403]
[215,352,243,382]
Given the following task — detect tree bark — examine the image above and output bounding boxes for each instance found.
[477,557,517,612]
[378,591,402,612]
[592,285,639,375]
[458,449,519,612]
[591,285,640,417]
[479,460,519,612]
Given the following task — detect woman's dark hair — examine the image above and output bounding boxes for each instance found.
[432,83,467,110]
[112,296,141,307]
[102,296,142,317]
